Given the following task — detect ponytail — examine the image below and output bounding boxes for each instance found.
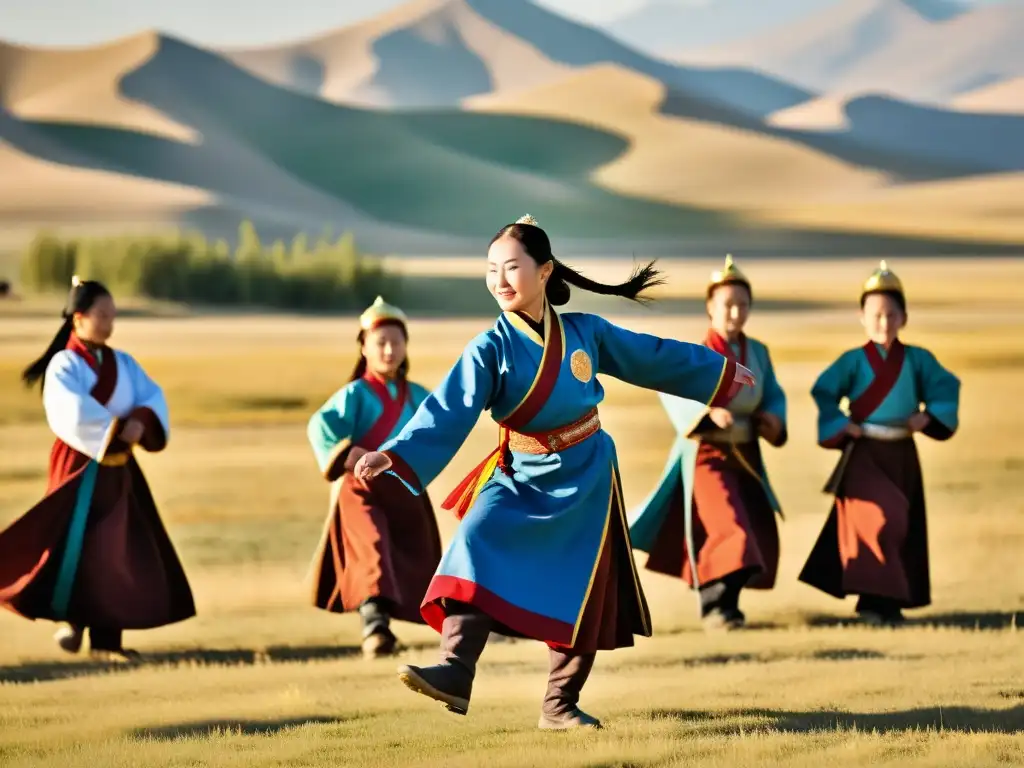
[21,318,74,391]
[547,259,664,307]
[491,220,665,307]
[21,277,112,392]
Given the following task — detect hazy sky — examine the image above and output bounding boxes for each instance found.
[0,0,1002,46]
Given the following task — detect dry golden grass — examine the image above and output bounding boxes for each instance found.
[0,258,1021,767]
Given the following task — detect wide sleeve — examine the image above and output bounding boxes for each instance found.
[307,383,361,481]
[916,348,960,440]
[379,333,500,495]
[592,315,734,406]
[756,344,788,447]
[811,352,853,449]
[42,351,117,461]
[122,352,170,453]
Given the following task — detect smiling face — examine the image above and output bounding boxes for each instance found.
[361,323,407,379]
[860,292,906,346]
[707,282,751,339]
[486,235,553,318]
[72,294,115,344]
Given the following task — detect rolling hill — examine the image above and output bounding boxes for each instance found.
[681,0,1024,105]
[221,0,812,117]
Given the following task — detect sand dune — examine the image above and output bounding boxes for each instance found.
[679,0,936,91]
[223,0,574,107]
[952,77,1024,115]
[0,33,197,142]
[223,0,811,117]
[469,64,883,207]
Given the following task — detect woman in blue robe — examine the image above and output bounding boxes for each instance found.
[354,215,755,730]
[306,297,442,659]
[799,262,960,625]
[629,255,787,631]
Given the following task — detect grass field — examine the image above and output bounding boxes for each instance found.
[0,258,1022,767]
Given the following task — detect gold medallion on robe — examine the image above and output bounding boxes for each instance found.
[570,349,593,383]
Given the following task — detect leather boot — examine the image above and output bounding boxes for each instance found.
[538,648,601,730]
[54,624,84,654]
[359,599,398,658]
[397,604,492,715]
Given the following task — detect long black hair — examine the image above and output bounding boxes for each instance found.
[22,279,111,391]
[348,319,410,382]
[490,221,665,307]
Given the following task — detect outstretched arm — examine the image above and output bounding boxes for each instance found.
[593,315,748,406]
[307,385,360,481]
[358,333,500,494]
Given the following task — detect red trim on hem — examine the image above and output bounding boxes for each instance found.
[420,575,575,646]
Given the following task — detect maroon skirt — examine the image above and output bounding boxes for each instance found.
[645,440,779,590]
[309,473,442,624]
[799,437,930,608]
[0,440,195,629]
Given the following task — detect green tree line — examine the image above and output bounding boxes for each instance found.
[19,221,399,311]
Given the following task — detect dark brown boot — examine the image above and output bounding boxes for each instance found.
[397,605,492,716]
[539,648,601,730]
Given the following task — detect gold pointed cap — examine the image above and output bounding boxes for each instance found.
[707,254,750,295]
[861,260,904,298]
[359,295,407,331]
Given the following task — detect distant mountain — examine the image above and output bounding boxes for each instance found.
[678,0,962,92]
[222,0,812,117]
[601,0,830,58]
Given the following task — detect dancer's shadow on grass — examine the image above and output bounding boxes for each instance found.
[0,640,436,685]
[649,705,1024,734]
[131,715,353,740]
[803,610,1020,631]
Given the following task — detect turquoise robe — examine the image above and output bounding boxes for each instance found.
[812,343,959,445]
[799,340,960,607]
[378,305,734,649]
[308,377,431,479]
[628,336,786,575]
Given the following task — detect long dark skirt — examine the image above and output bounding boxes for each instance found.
[309,473,442,624]
[799,438,930,608]
[0,440,195,628]
[645,440,779,590]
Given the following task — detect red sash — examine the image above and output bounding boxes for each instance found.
[357,373,409,451]
[849,341,905,423]
[705,329,747,367]
[441,306,564,519]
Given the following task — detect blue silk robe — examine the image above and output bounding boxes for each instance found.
[378,305,734,649]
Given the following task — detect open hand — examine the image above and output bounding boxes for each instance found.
[907,413,931,433]
[353,451,392,482]
[343,446,368,473]
[734,363,756,389]
[119,418,145,445]
[708,408,734,429]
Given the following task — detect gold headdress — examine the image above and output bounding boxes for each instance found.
[516,214,539,226]
[359,295,407,332]
[707,253,750,298]
[861,260,904,299]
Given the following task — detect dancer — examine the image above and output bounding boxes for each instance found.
[0,277,194,661]
[629,255,786,630]
[799,261,960,625]
[306,296,442,659]
[354,215,755,730]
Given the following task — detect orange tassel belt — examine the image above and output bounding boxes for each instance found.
[442,407,601,519]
